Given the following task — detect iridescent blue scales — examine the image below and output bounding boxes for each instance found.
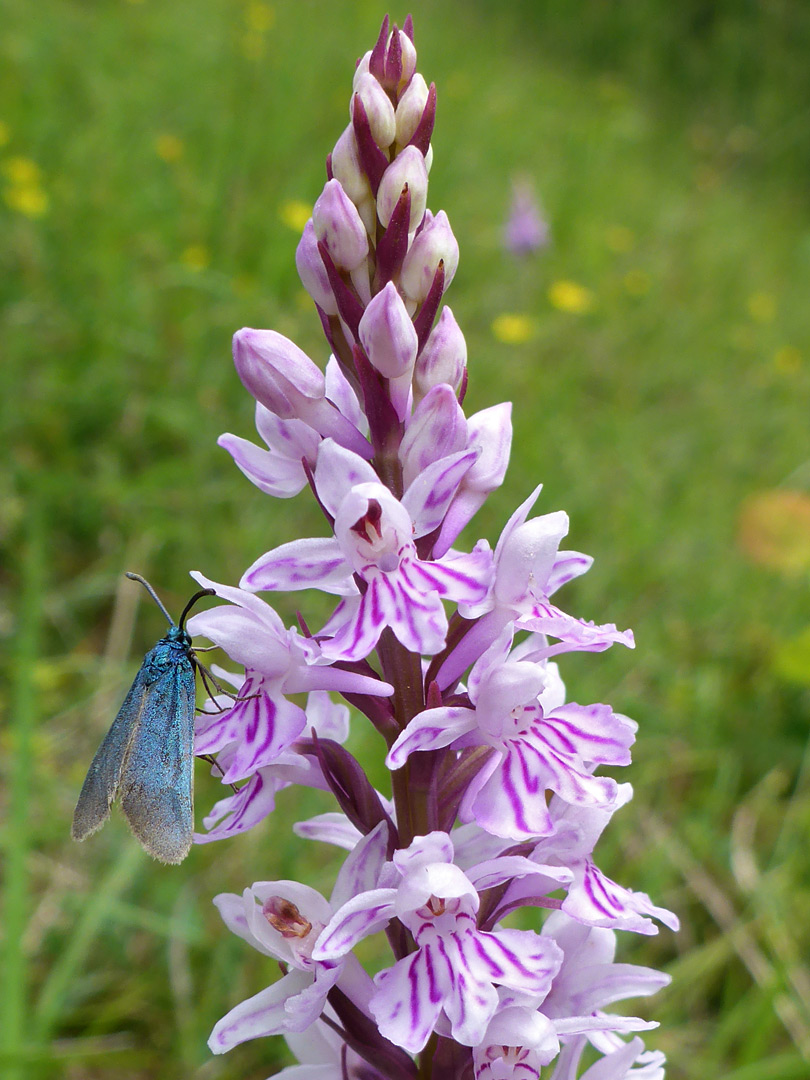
[72,575,214,864]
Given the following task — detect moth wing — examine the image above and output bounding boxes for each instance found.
[119,657,197,864]
[71,665,150,843]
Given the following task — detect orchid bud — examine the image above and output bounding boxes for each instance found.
[233,328,325,417]
[414,305,467,400]
[233,328,371,457]
[358,281,418,379]
[353,72,396,150]
[400,209,458,303]
[312,178,369,272]
[395,73,429,146]
[376,145,428,231]
[352,50,371,91]
[399,384,467,489]
[331,124,370,205]
[397,29,417,88]
[295,219,337,315]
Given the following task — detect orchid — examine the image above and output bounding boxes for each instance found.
[186,15,675,1078]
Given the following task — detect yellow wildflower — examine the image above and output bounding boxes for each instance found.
[548,280,593,315]
[747,292,776,323]
[155,134,184,163]
[773,345,801,374]
[491,313,536,345]
[245,1,274,32]
[181,244,210,272]
[4,185,49,218]
[279,199,312,233]
[2,156,40,185]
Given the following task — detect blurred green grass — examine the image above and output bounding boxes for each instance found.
[2,1,810,1077]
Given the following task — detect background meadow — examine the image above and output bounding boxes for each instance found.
[2,1,810,1077]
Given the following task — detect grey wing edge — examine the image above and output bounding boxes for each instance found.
[71,669,148,843]
[119,662,197,865]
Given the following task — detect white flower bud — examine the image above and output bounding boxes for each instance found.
[395,73,429,147]
[400,210,458,303]
[397,30,417,88]
[331,124,369,205]
[352,51,371,91]
[353,72,396,150]
[312,178,369,272]
[414,306,467,400]
[376,145,428,231]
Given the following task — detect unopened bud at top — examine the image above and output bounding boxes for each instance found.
[400,210,458,304]
[414,306,467,400]
[313,178,369,272]
[395,73,429,146]
[397,28,417,89]
[377,145,428,232]
[353,72,397,150]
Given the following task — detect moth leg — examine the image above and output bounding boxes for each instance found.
[192,657,260,702]
[198,753,239,795]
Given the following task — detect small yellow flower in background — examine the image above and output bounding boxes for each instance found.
[773,345,801,374]
[772,627,810,687]
[747,291,776,323]
[4,185,49,217]
[491,313,536,345]
[245,1,275,32]
[737,489,810,575]
[155,134,184,163]
[0,121,10,147]
[548,280,594,315]
[623,269,651,297]
[3,156,40,184]
[605,225,635,253]
[3,157,49,218]
[280,199,312,233]
[181,244,210,272]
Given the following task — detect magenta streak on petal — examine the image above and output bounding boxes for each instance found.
[478,931,546,985]
[581,862,621,920]
[320,900,395,956]
[497,753,533,835]
[541,711,629,764]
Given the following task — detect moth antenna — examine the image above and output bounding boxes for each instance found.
[125,572,174,627]
[178,588,216,631]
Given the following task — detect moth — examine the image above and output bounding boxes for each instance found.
[72,573,216,864]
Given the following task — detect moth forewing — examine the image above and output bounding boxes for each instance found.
[71,666,152,843]
[119,645,197,864]
[71,578,215,864]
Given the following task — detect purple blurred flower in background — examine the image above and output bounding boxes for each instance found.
[504,178,550,257]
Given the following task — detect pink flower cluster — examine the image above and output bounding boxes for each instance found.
[191,16,676,1079]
